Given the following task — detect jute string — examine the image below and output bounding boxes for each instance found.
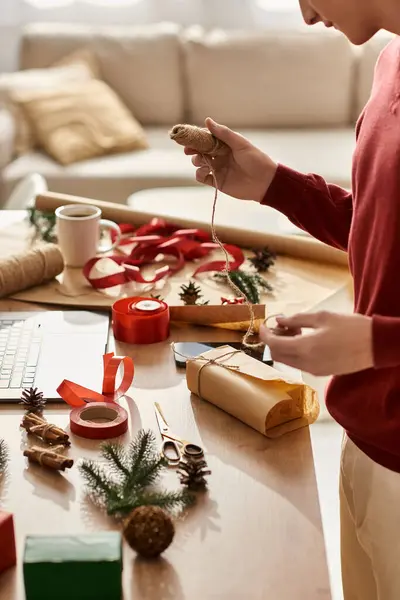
[170,124,262,348]
[0,244,64,298]
[172,344,242,399]
[37,445,65,466]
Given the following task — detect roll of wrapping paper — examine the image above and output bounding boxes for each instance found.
[112,297,170,344]
[69,402,128,440]
[0,244,64,298]
[35,192,347,265]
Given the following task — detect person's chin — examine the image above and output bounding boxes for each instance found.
[339,25,379,45]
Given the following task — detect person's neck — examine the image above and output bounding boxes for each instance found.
[378,1,400,36]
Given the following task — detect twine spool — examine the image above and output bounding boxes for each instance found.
[0,244,64,298]
[170,124,228,156]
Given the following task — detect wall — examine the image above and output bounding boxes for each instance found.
[0,0,305,72]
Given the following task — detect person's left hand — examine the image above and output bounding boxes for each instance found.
[260,311,374,376]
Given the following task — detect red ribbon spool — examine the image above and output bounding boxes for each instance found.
[112,297,170,344]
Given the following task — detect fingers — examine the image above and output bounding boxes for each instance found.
[205,117,249,151]
[195,166,214,187]
[276,311,330,330]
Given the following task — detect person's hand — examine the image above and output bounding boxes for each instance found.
[260,312,374,376]
[185,117,278,203]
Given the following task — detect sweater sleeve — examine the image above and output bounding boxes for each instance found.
[372,316,400,368]
[261,164,353,252]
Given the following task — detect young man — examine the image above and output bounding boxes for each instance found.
[184,2,400,599]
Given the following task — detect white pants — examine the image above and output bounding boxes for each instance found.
[340,436,400,600]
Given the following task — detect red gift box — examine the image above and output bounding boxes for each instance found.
[0,511,17,573]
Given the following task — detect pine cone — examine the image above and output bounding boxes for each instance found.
[179,281,209,306]
[249,247,276,273]
[123,506,175,559]
[177,456,211,490]
[20,387,46,412]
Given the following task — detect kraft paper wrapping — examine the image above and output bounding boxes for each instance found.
[35,192,347,266]
[186,345,319,438]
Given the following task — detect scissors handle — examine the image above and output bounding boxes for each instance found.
[161,438,181,466]
[182,443,204,460]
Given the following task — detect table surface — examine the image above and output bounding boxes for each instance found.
[0,211,337,600]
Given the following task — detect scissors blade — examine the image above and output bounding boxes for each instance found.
[154,403,171,436]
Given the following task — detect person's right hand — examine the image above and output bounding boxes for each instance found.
[185,117,278,203]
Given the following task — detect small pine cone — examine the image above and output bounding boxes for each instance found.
[177,457,211,490]
[20,387,46,412]
[123,506,175,559]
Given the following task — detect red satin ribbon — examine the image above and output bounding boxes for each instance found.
[83,218,244,290]
[221,297,245,305]
[57,353,134,408]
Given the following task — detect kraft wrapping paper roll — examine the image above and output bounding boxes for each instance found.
[35,192,347,265]
[186,345,319,438]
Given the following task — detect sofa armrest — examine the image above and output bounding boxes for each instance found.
[0,108,16,170]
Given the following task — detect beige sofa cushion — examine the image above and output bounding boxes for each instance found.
[0,60,96,155]
[15,79,148,166]
[354,31,395,120]
[182,27,354,128]
[20,22,184,126]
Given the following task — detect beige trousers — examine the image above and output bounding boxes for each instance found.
[340,436,400,600]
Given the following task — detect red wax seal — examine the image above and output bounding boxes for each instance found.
[112,297,170,345]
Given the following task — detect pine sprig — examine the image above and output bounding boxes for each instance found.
[0,439,9,475]
[79,429,194,517]
[27,208,57,243]
[214,270,273,304]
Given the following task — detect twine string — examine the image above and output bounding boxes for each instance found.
[0,245,64,299]
[172,343,242,399]
[203,156,262,349]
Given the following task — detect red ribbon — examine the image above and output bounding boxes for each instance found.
[83,218,244,290]
[57,353,134,408]
[221,297,245,305]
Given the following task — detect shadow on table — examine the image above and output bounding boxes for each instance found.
[130,556,184,600]
[23,464,76,510]
[190,393,323,531]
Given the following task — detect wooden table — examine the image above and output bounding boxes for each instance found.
[0,211,333,599]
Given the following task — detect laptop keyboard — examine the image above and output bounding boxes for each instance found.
[0,319,42,389]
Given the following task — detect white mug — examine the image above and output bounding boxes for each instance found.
[55,204,121,267]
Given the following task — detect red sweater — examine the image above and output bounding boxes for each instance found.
[262,37,400,472]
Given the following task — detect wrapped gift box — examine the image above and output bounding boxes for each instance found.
[23,532,122,600]
[0,511,17,574]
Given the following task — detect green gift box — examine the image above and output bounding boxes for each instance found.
[23,532,123,600]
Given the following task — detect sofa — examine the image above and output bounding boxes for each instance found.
[0,22,393,207]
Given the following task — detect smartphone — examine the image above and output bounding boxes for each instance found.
[173,341,273,368]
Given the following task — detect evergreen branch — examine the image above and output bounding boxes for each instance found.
[107,489,194,517]
[79,461,121,504]
[123,455,166,493]
[101,443,130,478]
[214,269,273,303]
[79,430,194,518]
[0,439,8,475]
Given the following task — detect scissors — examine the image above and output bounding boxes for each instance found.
[154,402,204,466]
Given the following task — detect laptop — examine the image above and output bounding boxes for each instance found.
[0,311,110,402]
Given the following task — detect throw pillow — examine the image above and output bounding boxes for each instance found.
[15,79,148,166]
[0,52,97,155]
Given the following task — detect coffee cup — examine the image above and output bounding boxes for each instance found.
[55,204,121,267]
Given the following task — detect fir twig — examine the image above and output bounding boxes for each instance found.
[79,429,194,517]
[0,439,9,475]
[214,270,273,304]
[27,208,57,243]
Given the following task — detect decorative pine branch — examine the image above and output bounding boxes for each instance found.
[79,430,194,517]
[214,270,273,304]
[0,439,8,476]
[27,208,57,243]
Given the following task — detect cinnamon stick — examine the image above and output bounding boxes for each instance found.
[23,446,74,471]
[21,413,70,446]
